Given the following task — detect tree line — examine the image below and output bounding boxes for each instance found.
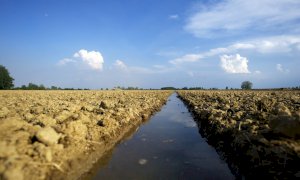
[13,83,89,90]
[1,64,300,90]
[0,65,90,90]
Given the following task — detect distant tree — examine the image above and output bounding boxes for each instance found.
[189,87,204,90]
[51,86,58,90]
[161,87,176,90]
[28,83,39,90]
[225,86,228,90]
[241,81,253,90]
[39,84,46,90]
[21,85,27,90]
[0,65,14,89]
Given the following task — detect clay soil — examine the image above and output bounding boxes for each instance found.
[0,90,171,180]
[178,90,300,179]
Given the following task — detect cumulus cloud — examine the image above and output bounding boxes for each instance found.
[74,49,104,70]
[276,64,289,73]
[57,49,104,70]
[220,54,250,73]
[185,0,300,37]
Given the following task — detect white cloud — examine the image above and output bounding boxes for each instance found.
[74,49,104,70]
[114,60,128,71]
[113,60,154,73]
[185,0,300,37]
[169,54,203,65]
[220,54,250,73]
[254,36,300,53]
[57,58,75,66]
[113,60,174,74]
[276,64,290,73]
[168,44,249,65]
[254,70,261,74]
[230,36,300,53]
[276,64,283,71]
[169,14,179,19]
[169,35,300,65]
[229,43,256,50]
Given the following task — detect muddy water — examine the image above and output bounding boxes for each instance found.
[91,93,234,179]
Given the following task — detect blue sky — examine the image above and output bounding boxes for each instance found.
[0,0,299,89]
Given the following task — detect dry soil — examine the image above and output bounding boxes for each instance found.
[178,90,300,179]
[0,90,172,180]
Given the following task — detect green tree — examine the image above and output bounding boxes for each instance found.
[51,86,58,90]
[28,83,39,90]
[21,85,27,90]
[161,87,176,90]
[0,65,14,89]
[241,81,253,90]
[39,84,46,90]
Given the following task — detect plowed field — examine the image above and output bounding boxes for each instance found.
[178,90,300,179]
[0,90,171,180]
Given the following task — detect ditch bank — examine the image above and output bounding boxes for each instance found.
[88,93,234,179]
[0,90,172,180]
[177,90,300,179]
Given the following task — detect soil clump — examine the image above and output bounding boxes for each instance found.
[0,90,171,180]
[178,90,300,179]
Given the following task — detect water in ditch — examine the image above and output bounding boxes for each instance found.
[91,93,234,179]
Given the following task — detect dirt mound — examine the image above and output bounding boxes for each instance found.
[178,90,300,179]
[0,90,172,180]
